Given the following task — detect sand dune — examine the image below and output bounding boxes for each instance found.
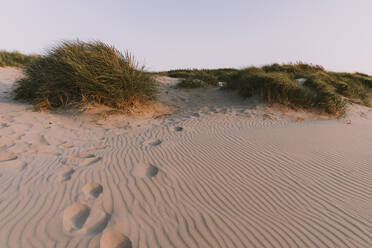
[0,67,371,247]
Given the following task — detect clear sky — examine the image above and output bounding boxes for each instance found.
[1,0,371,73]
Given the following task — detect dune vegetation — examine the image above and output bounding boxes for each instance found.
[0,50,39,67]
[163,68,238,87]
[8,41,372,116]
[176,78,210,88]
[13,40,156,110]
[163,63,372,115]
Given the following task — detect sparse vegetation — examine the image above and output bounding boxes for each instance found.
[177,78,209,88]
[13,40,156,110]
[163,68,238,86]
[0,50,39,67]
[164,63,372,115]
[226,69,318,109]
[262,63,372,106]
[9,43,372,116]
[225,66,347,114]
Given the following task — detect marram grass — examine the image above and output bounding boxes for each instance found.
[0,50,39,67]
[10,45,372,116]
[13,40,156,110]
[162,63,372,115]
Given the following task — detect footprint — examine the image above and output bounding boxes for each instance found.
[0,137,16,148]
[133,164,159,179]
[175,126,183,132]
[63,203,90,233]
[78,157,102,167]
[59,168,75,181]
[0,122,9,128]
[144,139,162,147]
[150,139,162,146]
[0,152,17,162]
[39,135,50,146]
[81,208,110,236]
[82,182,103,199]
[70,153,95,159]
[100,229,132,248]
[61,143,74,148]
[39,152,61,156]
[63,188,109,236]
[85,145,109,151]
[0,160,27,170]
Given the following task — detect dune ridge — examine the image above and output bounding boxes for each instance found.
[0,68,371,247]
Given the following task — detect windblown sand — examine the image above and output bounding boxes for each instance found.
[0,67,371,247]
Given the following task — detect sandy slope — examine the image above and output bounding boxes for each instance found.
[0,67,371,248]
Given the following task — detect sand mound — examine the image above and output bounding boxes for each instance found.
[0,69,371,247]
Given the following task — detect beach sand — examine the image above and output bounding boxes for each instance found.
[0,67,371,247]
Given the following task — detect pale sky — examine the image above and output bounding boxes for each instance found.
[1,0,371,74]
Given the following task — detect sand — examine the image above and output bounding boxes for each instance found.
[0,67,371,247]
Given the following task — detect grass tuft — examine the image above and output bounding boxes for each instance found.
[13,40,156,110]
[226,68,318,109]
[163,63,372,115]
[177,78,209,88]
[0,50,39,67]
[163,68,238,87]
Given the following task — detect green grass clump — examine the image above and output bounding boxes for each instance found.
[226,68,317,108]
[261,63,372,107]
[163,68,238,87]
[224,63,372,114]
[13,40,156,110]
[301,75,346,114]
[224,66,349,114]
[165,63,372,115]
[0,50,39,67]
[262,62,325,74]
[177,78,209,88]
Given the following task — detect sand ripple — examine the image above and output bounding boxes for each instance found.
[0,69,371,247]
